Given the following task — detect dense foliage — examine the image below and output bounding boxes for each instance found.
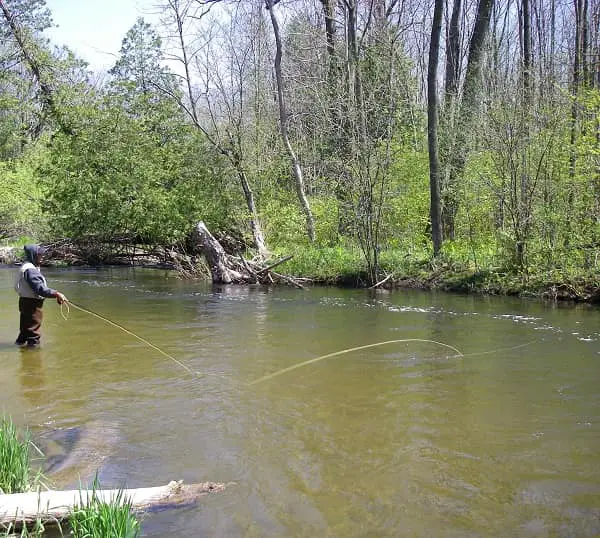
[0,0,598,295]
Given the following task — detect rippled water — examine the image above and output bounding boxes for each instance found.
[1,267,599,537]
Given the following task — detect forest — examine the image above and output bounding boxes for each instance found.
[0,0,598,299]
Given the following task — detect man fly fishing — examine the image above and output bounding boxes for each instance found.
[14,244,67,348]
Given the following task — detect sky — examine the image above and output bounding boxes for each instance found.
[44,0,159,70]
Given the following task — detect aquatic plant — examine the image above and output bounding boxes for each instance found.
[69,479,141,538]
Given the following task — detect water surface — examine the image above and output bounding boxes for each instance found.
[1,267,599,537]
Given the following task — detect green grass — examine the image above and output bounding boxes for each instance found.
[0,416,36,495]
[69,480,141,538]
[275,245,365,283]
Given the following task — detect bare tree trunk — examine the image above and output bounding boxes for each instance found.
[522,0,532,101]
[320,0,338,84]
[428,0,444,256]
[443,0,495,240]
[236,166,269,259]
[570,0,584,181]
[193,221,245,283]
[320,0,341,150]
[161,0,269,258]
[441,0,463,239]
[266,0,316,242]
[191,222,300,286]
[516,0,532,268]
[444,0,462,99]
[168,0,198,126]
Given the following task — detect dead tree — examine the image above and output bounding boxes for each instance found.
[191,222,304,287]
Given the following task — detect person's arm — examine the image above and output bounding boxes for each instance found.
[24,267,64,301]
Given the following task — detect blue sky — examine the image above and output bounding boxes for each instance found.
[44,0,158,70]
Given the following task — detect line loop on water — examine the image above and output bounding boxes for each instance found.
[248,339,463,386]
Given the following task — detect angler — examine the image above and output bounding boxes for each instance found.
[14,244,67,348]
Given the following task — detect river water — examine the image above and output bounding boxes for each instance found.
[1,267,599,537]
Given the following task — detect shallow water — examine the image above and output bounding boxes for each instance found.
[1,267,599,537]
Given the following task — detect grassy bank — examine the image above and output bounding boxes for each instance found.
[278,245,600,303]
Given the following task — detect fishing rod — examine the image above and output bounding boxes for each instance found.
[61,300,198,377]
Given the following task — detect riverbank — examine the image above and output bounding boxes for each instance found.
[281,247,600,304]
[320,267,600,304]
[392,266,600,303]
[3,244,599,304]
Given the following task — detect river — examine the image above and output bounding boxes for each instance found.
[1,267,599,537]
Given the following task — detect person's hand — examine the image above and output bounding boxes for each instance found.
[56,292,67,305]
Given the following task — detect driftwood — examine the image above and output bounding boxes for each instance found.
[0,481,227,530]
[192,222,305,287]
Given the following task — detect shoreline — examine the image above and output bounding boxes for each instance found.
[2,246,599,305]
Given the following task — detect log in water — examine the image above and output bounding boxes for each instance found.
[0,481,227,529]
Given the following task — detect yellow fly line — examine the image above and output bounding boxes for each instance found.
[59,301,536,387]
[248,339,464,386]
[61,300,198,377]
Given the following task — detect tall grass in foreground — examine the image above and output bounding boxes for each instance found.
[0,416,35,494]
[70,481,141,538]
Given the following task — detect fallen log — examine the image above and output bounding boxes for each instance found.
[191,221,305,287]
[193,221,246,283]
[0,481,227,530]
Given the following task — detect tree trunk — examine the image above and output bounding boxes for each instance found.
[191,222,301,287]
[193,222,245,283]
[444,0,462,99]
[522,0,532,102]
[321,0,338,83]
[266,0,316,242]
[441,0,463,240]
[443,0,495,240]
[428,0,444,256]
[161,0,269,259]
[517,0,532,267]
[569,0,586,180]
[0,481,226,530]
[320,0,341,151]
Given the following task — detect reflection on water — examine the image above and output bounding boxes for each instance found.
[0,267,599,537]
[19,348,47,407]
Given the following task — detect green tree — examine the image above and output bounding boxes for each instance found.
[43,97,224,246]
[42,18,229,248]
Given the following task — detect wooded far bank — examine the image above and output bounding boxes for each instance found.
[0,0,598,302]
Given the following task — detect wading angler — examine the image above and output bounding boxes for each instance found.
[14,244,67,348]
